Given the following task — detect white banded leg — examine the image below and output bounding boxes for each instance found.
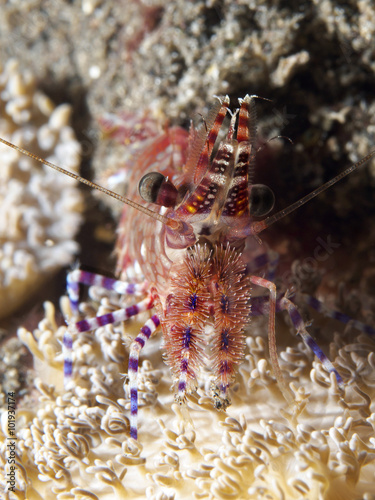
[127,314,160,440]
[304,295,375,337]
[249,294,344,387]
[63,295,154,384]
[279,296,344,387]
[67,268,146,314]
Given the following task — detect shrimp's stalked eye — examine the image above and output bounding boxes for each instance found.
[139,172,179,207]
[249,184,275,217]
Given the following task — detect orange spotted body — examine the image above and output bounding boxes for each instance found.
[109,96,264,405]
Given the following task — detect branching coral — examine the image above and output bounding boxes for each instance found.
[0,59,83,318]
[1,281,374,499]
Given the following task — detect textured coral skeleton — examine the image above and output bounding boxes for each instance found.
[3,94,372,441]
[0,59,83,319]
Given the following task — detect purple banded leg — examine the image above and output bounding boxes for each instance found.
[67,269,146,314]
[128,314,160,440]
[63,295,154,385]
[303,295,375,337]
[250,295,285,317]
[265,251,279,282]
[250,276,294,404]
[67,271,80,316]
[279,296,344,387]
[249,295,344,387]
[246,250,279,282]
[63,329,73,380]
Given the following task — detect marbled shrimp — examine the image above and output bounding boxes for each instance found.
[1,95,374,440]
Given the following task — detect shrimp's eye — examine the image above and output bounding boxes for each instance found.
[139,172,178,207]
[249,184,275,217]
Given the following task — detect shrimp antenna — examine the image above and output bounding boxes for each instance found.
[0,137,183,231]
[251,150,375,235]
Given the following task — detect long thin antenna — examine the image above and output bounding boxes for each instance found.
[251,150,375,235]
[0,137,182,231]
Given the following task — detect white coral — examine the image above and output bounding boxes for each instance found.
[0,59,83,318]
[0,282,374,499]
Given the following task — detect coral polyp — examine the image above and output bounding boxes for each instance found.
[1,287,374,499]
[0,60,83,319]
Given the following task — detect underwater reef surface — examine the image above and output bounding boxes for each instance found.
[0,1,374,498]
